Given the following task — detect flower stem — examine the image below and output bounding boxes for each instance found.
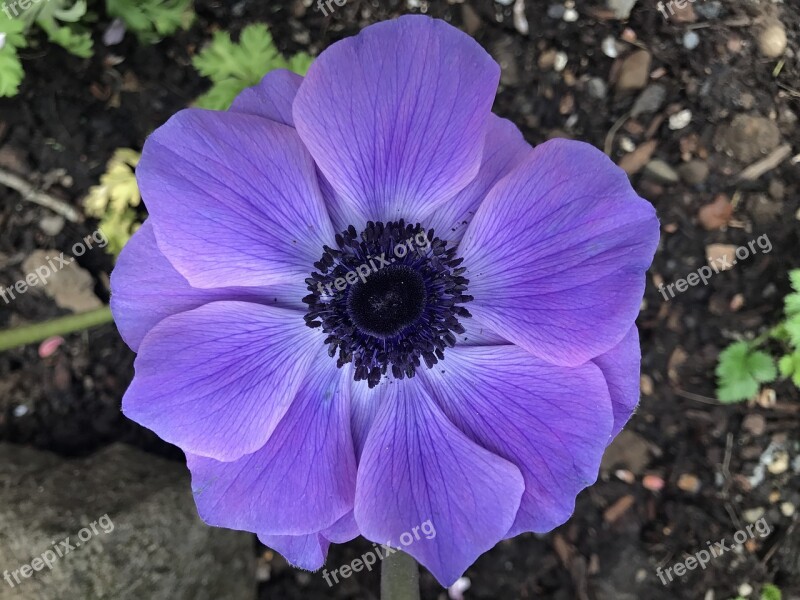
[0,306,114,352]
[381,549,420,600]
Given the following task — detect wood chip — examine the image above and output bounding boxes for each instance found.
[604,494,635,523]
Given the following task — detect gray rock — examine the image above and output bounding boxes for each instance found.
[587,77,608,100]
[607,0,638,20]
[694,1,722,19]
[678,159,710,185]
[714,114,782,163]
[631,84,666,117]
[547,4,565,19]
[0,444,255,600]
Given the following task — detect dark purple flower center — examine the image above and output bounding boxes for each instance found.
[303,220,472,388]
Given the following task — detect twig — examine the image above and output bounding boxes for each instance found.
[604,110,632,156]
[0,167,82,223]
[738,144,793,181]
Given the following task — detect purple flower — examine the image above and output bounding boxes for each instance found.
[111,15,659,586]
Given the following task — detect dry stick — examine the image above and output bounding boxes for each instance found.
[738,144,793,181]
[0,167,82,223]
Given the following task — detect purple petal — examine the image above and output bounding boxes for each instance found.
[293,15,500,224]
[458,139,659,366]
[123,301,322,461]
[321,511,360,543]
[186,357,356,535]
[419,345,613,537]
[229,69,303,126]
[421,115,530,245]
[354,380,524,587]
[258,532,330,571]
[110,220,304,352]
[593,325,641,439]
[138,109,335,289]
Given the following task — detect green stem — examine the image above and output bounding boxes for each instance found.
[381,550,420,600]
[0,306,114,352]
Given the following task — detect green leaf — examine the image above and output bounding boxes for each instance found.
[0,45,24,97]
[761,583,782,600]
[38,20,93,57]
[105,0,194,44]
[716,341,777,403]
[778,351,800,387]
[192,23,313,111]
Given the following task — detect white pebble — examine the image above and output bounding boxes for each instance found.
[683,31,700,50]
[563,7,578,21]
[602,36,619,58]
[554,51,568,72]
[738,583,753,597]
[669,109,692,130]
[13,405,29,418]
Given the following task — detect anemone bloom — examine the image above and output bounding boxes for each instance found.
[111,15,659,586]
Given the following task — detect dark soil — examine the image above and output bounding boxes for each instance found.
[1,0,799,599]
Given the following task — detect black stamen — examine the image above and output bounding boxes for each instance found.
[304,220,472,388]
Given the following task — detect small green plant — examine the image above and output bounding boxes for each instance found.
[716,269,800,402]
[0,0,92,96]
[733,583,783,600]
[84,148,142,256]
[106,0,193,44]
[193,23,313,111]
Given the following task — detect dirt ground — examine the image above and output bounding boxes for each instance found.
[0,0,798,599]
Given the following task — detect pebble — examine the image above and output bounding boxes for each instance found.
[563,7,578,22]
[496,0,514,5]
[616,50,651,92]
[631,83,667,117]
[683,31,700,50]
[758,20,787,58]
[547,4,565,19]
[677,473,702,494]
[554,51,568,72]
[669,109,693,130]
[678,159,709,185]
[587,77,608,100]
[643,474,665,491]
[39,214,65,236]
[601,36,619,58]
[742,507,765,523]
[12,405,29,418]
[694,1,722,19]
[448,577,471,600]
[608,0,638,20]
[767,450,790,475]
[742,413,766,436]
[620,137,636,153]
[738,583,754,597]
[644,159,679,184]
[615,469,636,484]
[780,502,795,517]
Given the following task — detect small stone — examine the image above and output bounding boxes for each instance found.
[547,4,566,19]
[669,109,693,130]
[780,502,795,517]
[644,159,679,184]
[743,507,765,523]
[677,473,702,494]
[768,180,785,201]
[618,140,657,175]
[679,159,709,185]
[496,0,514,5]
[631,83,667,117]
[601,36,619,58]
[607,0,638,20]
[39,214,65,236]
[767,450,790,475]
[758,20,787,58]
[448,577,471,600]
[563,7,578,22]
[683,31,700,50]
[715,115,781,163]
[615,469,636,484]
[697,194,733,230]
[706,244,736,271]
[643,474,665,491]
[554,51,568,72]
[12,405,28,418]
[616,50,652,92]
[739,583,754,597]
[587,77,608,100]
[694,1,722,19]
[742,413,766,436]
[640,374,654,395]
